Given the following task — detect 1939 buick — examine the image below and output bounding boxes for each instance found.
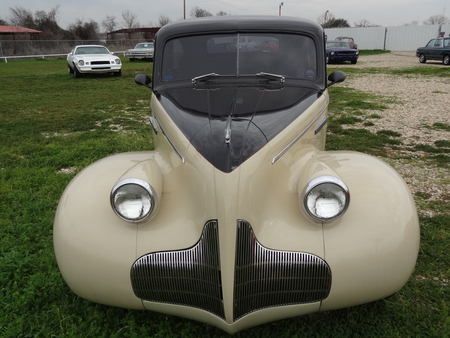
[54,16,420,334]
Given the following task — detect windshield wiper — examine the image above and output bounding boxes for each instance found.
[192,73,220,84]
[255,72,285,84]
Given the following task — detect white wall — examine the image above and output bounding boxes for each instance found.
[325,24,450,51]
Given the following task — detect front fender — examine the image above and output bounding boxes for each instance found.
[54,151,158,309]
[304,151,420,311]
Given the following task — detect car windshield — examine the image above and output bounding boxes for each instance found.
[75,46,110,55]
[135,43,153,49]
[161,33,317,82]
[327,42,349,48]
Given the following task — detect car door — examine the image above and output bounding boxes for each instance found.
[431,39,444,60]
[423,39,436,59]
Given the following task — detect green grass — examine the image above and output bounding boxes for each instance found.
[1,58,449,337]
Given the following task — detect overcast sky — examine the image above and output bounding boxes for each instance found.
[1,0,448,30]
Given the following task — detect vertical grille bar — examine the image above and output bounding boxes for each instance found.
[234,220,331,320]
[130,220,225,319]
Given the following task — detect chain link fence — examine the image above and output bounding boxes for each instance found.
[0,39,146,58]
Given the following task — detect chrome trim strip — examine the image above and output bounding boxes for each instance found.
[314,115,328,135]
[154,114,185,164]
[272,104,328,164]
[149,116,158,135]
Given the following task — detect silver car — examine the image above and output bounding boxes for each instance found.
[125,42,154,61]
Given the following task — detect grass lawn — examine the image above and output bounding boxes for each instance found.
[0,57,449,337]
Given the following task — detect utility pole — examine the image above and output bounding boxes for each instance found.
[279,2,284,16]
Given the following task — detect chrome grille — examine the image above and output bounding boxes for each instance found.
[234,220,331,320]
[130,220,224,319]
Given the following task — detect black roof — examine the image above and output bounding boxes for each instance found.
[155,16,323,43]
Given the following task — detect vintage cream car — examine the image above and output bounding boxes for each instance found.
[54,16,420,334]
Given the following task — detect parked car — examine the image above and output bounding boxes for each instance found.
[326,40,359,64]
[335,36,358,49]
[66,45,122,77]
[416,37,450,64]
[54,16,420,334]
[125,42,154,61]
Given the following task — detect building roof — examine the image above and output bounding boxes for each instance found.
[0,26,43,34]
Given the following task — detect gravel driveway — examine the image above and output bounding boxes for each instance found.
[330,52,450,216]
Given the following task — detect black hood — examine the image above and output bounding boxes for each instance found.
[157,86,320,173]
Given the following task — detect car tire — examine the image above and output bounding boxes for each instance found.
[74,65,82,78]
[351,60,357,64]
[443,54,450,65]
[68,64,74,74]
[114,70,122,77]
[419,54,427,63]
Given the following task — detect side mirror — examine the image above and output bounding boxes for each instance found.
[327,71,346,87]
[135,74,152,89]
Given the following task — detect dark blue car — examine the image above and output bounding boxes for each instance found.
[326,40,359,64]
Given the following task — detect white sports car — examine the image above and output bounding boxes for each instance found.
[67,45,122,77]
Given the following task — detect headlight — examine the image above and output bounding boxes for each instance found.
[78,60,84,66]
[331,51,335,55]
[302,176,350,222]
[114,58,121,64]
[111,178,158,222]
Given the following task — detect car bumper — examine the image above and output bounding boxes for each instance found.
[126,54,154,59]
[77,65,122,73]
[328,55,359,62]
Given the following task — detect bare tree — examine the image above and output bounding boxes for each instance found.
[102,15,118,33]
[404,21,419,26]
[9,6,35,28]
[0,17,8,25]
[318,12,349,28]
[190,6,213,18]
[423,15,449,25]
[354,19,370,27]
[158,15,171,26]
[216,11,230,16]
[122,10,139,29]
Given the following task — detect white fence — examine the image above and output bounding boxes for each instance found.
[325,24,450,51]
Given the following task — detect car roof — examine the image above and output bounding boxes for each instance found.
[155,16,323,43]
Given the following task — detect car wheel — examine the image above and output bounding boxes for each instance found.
[419,54,427,63]
[351,60,357,64]
[114,70,122,77]
[74,65,82,78]
[68,64,74,74]
[443,55,450,65]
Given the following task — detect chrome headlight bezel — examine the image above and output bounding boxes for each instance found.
[302,176,350,222]
[78,60,85,66]
[110,178,158,223]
